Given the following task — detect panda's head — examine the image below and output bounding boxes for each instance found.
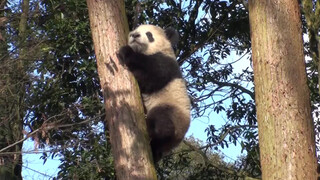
[128,24,179,58]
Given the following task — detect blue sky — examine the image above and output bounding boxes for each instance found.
[22,139,60,179]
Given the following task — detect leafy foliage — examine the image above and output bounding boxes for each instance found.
[57,130,115,179]
[22,0,113,178]
[156,137,257,180]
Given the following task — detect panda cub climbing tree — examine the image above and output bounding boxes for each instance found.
[118,24,190,162]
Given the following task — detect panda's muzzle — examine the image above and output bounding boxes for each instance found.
[130,33,140,38]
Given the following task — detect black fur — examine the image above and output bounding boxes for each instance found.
[146,32,154,42]
[165,27,179,45]
[118,46,182,94]
[146,104,176,162]
[118,25,189,162]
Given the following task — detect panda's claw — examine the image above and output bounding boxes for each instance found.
[118,45,134,65]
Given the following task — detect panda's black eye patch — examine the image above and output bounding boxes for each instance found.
[146,32,154,42]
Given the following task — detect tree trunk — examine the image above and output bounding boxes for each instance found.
[86,0,157,179]
[248,1,317,179]
[18,0,29,40]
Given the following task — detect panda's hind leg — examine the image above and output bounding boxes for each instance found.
[146,104,178,162]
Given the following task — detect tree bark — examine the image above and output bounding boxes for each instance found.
[86,0,157,179]
[248,1,317,179]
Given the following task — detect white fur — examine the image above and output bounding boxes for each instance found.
[128,25,176,59]
[142,78,191,136]
[128,24,191,146]
[142,79,190,116]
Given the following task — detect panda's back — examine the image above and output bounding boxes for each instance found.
[142,78,190,136]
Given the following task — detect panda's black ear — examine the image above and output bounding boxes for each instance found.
[165,27,179,46]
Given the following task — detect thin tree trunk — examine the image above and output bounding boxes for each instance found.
[86,0,157,179]
[18,0,29,40]
[248,1,317,179]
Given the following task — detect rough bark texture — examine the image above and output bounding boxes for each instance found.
[86,0,157,179]
[248,1,317,179]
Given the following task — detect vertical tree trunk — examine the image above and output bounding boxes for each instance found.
[18,0,29,40]
[86,0,157,179]
[248,1,317,179]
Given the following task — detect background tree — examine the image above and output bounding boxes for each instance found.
[0,0,113,179]
[248,0,317,179]
[26,0,113,178]
[0,0,30,178]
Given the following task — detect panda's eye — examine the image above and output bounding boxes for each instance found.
[146,32,154,42]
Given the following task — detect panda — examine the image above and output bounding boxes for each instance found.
[118,24,190,162]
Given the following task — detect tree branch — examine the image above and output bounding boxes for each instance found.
[210,79,254,99]
[182,140,260,180]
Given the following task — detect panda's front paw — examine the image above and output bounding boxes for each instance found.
[118,45,134,65]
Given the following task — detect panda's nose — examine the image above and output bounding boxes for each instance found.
[130,33,140,38]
